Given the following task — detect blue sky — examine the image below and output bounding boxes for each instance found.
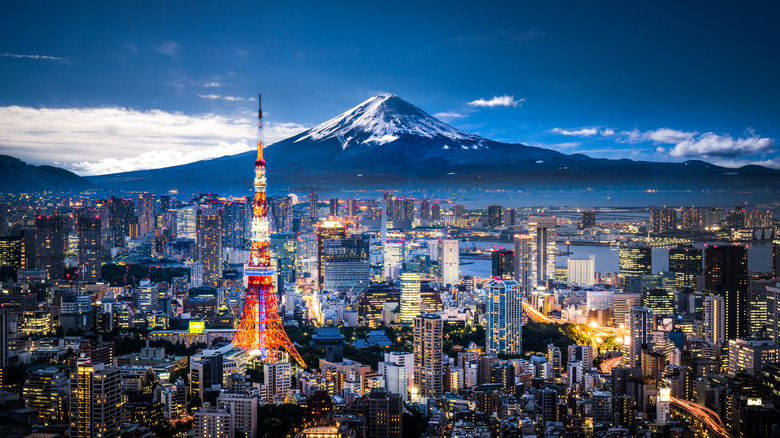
[1,1,778,175]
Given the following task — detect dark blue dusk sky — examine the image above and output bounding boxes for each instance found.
[1,1,778,175]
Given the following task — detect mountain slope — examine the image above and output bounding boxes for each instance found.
[0,155,96,193]
[88,94,780,193]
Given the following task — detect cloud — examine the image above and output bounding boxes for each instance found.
[667,132,775,158]
[433,112,466,120]
[551,127,599,137]
[203,82,222,88]
[468,95,524,108]
[512,29,547,43]
[617,127,775,159]
[707,157,780,170]
[198,94,256,102]
[0,106,308,175]
[0,52,65,61]
[155,41,180,56]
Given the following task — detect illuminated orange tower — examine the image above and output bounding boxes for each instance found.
[233,93,305,367]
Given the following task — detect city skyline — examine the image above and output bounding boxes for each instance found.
[1,1,779,176]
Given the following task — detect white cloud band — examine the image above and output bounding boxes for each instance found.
[468,95,524,108]
[0,106,307,176]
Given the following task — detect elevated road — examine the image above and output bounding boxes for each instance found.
[670,397,733,438]
[599,356,622,374]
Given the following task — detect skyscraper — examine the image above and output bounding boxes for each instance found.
[317,222,346,289]
[414,313,443,400]
[24,367,67,421]
[222,200,250,249]
[491,249,514,280]
[419,199,430,220]
[329,198,339,217]
[438,239,459,287]
[487,205,503,227]
[400,272,421,326]
[431,203,441,221]
[107,196,134,247]
[0,235,25,282]
[77,216,102,282]
[618,243,652,278]
[308,192,318,220]
[485,279,522,355]
[34,216,66,281]
[137,193,156,234]
[197,208,223,287]
[766,285,780,343]
[705,245,748,340]
[703,295,726,345]
[773,241,780,279]
[529,216,556,287]
[628,306,653,368]
[668,245,702,288]
[69,358,121,438]
[581,210,596,229]
[651,207,677,234]
[514,234,533,294]
[567,256,595,286]
[322,235,370,292]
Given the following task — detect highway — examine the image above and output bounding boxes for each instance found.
[670,397,733,438]
[522,302,565,324]
[599,356,622,374]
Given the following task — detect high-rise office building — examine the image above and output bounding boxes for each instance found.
[452,205,466,219]
[567,256,595,286]
[24,367,67,421]
[342,389,403,438]
[439,239,459,287]
[581,210,596,229]
[514,234,533,293]
[727,339,780,377]
[651,207,677,234]
[419,199,430,220]
[197,208,223,287]
[503,208,517,227]
[487,205,503,227]
[668,245,702,288]
[628,306,653,368]
[485,279,523,355]
[618,243,652,278]
[400,272,421,326]
[35,215,66,281]
[317,222,346,289]
[773,241,780,279]
[268,196,291,233]
[414,313,443,400]
[69,358,121,438]
[748,279,771,337]
[0,235,25,281]
[431,203,441,221]
[703,295,726,345]
[217,391,256,438]
[193,405,234,438]
[264,362,291,403]
[329,198,339,217]
[705,245,748,340]
[107,196,134,247]
[77,216,102,282]
[568,345,594,369]
[766,285,780,344]
[347,198,358,218]
[491,249,514,279]
[308,192,318,220]
[137,193,156,234]
[222,200,250,250]
[641,288,676,315]
[322,235,370,292]
[529,216,556,287]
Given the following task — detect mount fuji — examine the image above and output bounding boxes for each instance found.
[88,94,780,193]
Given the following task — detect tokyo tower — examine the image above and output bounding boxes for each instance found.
[233,93,305,367]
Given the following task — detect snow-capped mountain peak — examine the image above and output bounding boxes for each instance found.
[294,94,481,147]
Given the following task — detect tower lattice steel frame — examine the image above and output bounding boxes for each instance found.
[233,93,305,367]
